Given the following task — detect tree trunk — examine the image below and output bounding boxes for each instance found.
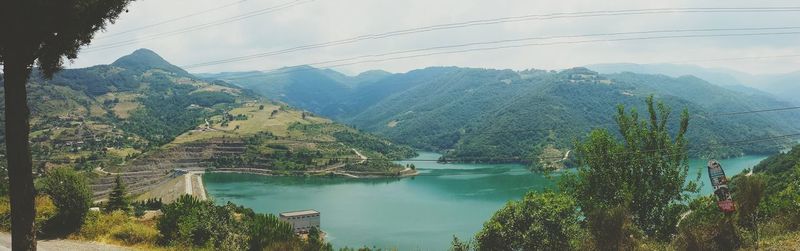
[2,55,37,251]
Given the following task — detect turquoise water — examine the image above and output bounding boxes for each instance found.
[203,152,767,250]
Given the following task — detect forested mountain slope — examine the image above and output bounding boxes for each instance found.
[207,66,800,162]
[589,63,800,104]
[0,49,415,183]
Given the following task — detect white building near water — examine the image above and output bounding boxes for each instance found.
[280,210,320,234]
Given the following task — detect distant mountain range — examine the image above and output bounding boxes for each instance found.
[202,66,800,162]
[587,63,800,105]
[0,49,414,180]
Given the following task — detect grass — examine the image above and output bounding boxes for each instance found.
[72,211,161,249]
[171,102,331,145]
[113,101,140,119]
[756,231,800,250]
[107,147,141,158]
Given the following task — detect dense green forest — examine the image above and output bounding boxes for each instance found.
[589,63,800,105]
[452,99,800,250]
[0,49,415,175]
[207,66,800,162]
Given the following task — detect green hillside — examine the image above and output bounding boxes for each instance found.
[0,49,415,181]
[588,63,800,105]
[207,66,800,163]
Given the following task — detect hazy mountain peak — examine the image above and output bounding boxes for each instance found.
[111,48,190,76]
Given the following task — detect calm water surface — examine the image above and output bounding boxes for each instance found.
[203,152,767,250]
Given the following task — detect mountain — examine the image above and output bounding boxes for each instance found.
[111,48,192,77]
[206,66,800,163]
[587,63,800,104]
[0,49,416,198]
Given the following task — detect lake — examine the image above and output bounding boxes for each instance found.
[203,151,768,250]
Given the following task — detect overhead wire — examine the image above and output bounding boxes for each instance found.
[210,28,800,81]
[81,0,314,53]
[179,7,800,68]
[94,0,248,40]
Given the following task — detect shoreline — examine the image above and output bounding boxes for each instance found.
[209,167,419,179]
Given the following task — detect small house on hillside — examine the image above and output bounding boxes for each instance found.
[280,209,320,234]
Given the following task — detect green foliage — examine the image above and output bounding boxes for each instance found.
[674,196,742,251]
[474,191,580,251]
[189,91,236,107]
[0,0,135,76]
[157,195,215,247]
[105,175,129,213]
[110,221,160,246]
[121,80,217,145]
[248,213,295,251]
[585,206,640,251]
[39,167,93,236]
[731,175,766,232]
[0,195,57,234]
[305,226,333,251]
[564,96,695,240]
[216,66,800,161]
[449,235,472,251]
[76,210,158,245]
[158,195,306,250]
[749,145,800,231]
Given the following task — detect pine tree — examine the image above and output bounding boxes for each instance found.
[105,175,129,213]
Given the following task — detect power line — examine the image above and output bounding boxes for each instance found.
[180,7,800,68]
[664,54,800,64]
[214,28,800,81]
[715,106,800,116]
[81,0,314,53]
[94,0,248,40]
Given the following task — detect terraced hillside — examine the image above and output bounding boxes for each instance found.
[0,49,416,201]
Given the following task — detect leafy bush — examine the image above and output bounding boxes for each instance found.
[0,195,57,234]
[248,213,295,251]
[673,196,742,251]
[474,191,581,250]
[39,167,92,236]
[74,210,158,246]
[565,97,696,240]
[75,210,129,240]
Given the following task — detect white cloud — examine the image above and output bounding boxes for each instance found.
[70,0,800,75]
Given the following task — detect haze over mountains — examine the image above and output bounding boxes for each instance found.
[587,63,800,104]
[201,65,800,162]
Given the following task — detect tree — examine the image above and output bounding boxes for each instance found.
[675,196,742,250]
[38,167,92,236]
[157,195,214,247]
[247,213,295,251]
[105,175,129,213]
[563,96,696,240]
[449,235,472,251]
[304,226,332,251]
[732,174,766,248]
[585,205,635,250]
[474,191,580,251]
[0,1,134,249]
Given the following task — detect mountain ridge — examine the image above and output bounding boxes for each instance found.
[204,65,800,162]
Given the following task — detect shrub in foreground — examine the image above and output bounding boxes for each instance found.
[474,191,581,250]
[39,167,92,236]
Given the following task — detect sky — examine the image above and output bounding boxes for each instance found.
[69,0,800,75]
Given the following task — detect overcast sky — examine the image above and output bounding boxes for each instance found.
[69,0,800,75]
